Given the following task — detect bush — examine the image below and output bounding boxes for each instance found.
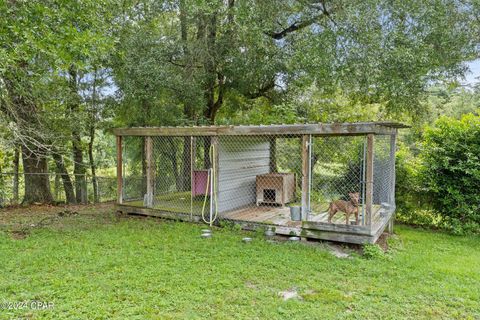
[362,244,385,259]
[420,113,480,234]
[395,144,445,228]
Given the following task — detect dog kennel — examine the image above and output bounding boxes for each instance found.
[113,122,407,244]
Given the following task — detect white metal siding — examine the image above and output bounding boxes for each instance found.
[217,137,270,213]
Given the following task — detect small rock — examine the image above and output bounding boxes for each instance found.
[278,288,302,301]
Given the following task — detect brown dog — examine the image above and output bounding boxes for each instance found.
[328,192,360,225]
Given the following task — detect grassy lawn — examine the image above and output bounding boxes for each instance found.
[0,204,479,319]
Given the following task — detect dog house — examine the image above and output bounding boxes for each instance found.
[114,122,408,244]
[256,173,295,207]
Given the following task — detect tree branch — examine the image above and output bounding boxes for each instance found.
[266,1,335,39]
[245,79,275,99]
[266,14,323,40]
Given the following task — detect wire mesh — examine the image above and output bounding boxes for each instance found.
[310,136,366,225]
[120,132,396,227]
[373,134,396,220]
[217,135,302,215]
[0,172,116,206]
[122,136,145,203]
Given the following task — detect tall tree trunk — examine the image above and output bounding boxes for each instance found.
[3,62,53,204]
[52,153,76,204]
[197,12,218,168]
[179,0,193,191]
[69,66,87,204]
[54,173,61,201]
[12,146,19,204]
[21,145,53,204]
[88,130,98,203]
[73,135,87,203]
[88,69,99,203]
[203,12,218,124]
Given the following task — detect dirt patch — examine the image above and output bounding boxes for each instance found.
[376,232,390,252]
[325,243,351,259]
[1,203,117,239]
[10,230,28,240]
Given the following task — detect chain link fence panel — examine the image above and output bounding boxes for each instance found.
[0,172,117,207]
[120,132,396,227]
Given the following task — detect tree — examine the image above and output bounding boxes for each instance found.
[0,0,118,203]
[113,0,479,128]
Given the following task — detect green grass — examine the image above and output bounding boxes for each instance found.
[0,204,479,319]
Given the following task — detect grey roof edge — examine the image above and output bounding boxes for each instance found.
[112,122,409,136]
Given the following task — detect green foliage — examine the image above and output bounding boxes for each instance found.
[112,0,480,126]
[395,143,435,227]
[420,113,480,234]
[362,244,385,260]
[395,113,480,233]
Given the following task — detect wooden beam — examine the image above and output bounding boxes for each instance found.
[145,136,154,207]
[388,133,397,233]
[115,204,203,223]
[301,135,310,220]
[112,122,407,137]
[211,136,219,213]
[302,221,372,236]
[190,136,195,219]
[116,135,123,204]
[365,134,374,228]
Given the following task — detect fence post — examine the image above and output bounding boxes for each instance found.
[190,136,195,220]
[388,132,397,233]
[116,135,123,204]
[365,133,374,228]
[301,135,310,221]
[145,136,154,207]
[211,136,219,207]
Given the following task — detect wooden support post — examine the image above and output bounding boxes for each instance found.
[301,135,310,221]
[388,217,394,234]
[211,136,219,216]
[116,135,123,204]
[145,136,154,207]
[190,136,195,219]
[365,134,374,228]
[388,133,397,233]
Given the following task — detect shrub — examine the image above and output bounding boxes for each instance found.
[395,144,444,228]
[420,113,480,234]
[362,244,385,259]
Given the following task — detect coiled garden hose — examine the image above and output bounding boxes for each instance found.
[201,144,218,226]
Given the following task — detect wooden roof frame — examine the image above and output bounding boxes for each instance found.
[112,122,409,137]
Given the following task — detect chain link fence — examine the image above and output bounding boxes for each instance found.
[310,136,366,223]
[0,173,117,207]
[121,132,395,227]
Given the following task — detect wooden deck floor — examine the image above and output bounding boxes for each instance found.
[221,205,377,227]
[116,202,391,244]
